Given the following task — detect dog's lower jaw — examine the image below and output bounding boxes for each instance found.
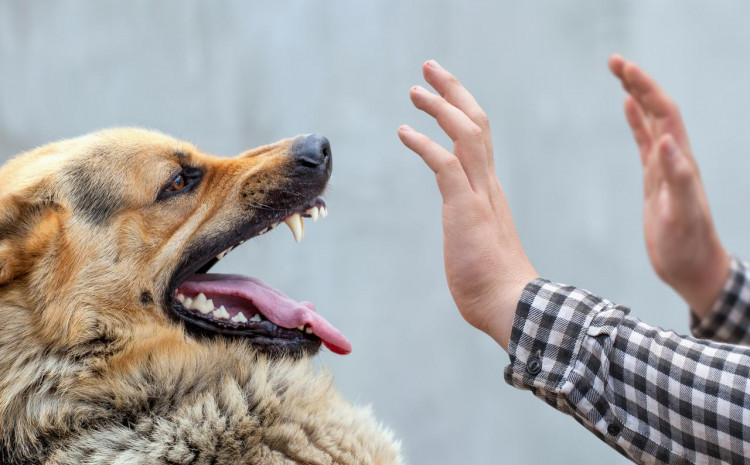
[7,338,404,465]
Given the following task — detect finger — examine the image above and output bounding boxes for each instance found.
[615,59,695,165]
[621,63,692,151]
[621,62,675,119]
[608,54,627,82]
[656,134,705,225]
[657,134,696,194]
[623,96,653,165]
[422,60,495,172]
[410,85,489,191]
[398,125,472,200]
[608,54,636,94]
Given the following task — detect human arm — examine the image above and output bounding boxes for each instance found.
[507,278,750,464]
[397,60,537,351]
[399,60,750,463]
[608,56,750,346]
[607,55,730,319]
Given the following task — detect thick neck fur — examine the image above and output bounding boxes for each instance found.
[0,289,403,464]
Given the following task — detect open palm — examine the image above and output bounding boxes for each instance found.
[609,55,729,315]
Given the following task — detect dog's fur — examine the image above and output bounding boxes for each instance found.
[0,129,403,464]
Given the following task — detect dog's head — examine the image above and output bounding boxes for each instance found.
[0,128,350,359]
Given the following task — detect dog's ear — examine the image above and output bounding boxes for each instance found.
[0,192,62,285]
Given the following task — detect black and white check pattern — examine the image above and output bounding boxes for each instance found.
[691,257,750,345]
[505,269,750,464]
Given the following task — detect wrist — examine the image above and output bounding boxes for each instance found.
[678,247,730,317]
[484,272,538,352]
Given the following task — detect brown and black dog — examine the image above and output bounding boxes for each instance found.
[0,129,403,464]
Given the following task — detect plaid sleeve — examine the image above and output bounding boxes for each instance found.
[505,278,750,464]
[691,256,750,345]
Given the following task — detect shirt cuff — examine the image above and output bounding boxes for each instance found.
[690,256,750,342]
[503,279,614,394]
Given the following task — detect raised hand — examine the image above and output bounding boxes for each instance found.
[398,60,538,350]
[609,55,729,316]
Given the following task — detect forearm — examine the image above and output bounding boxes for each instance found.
[506,279,750,464]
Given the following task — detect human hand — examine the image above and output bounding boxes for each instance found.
[398,60,538,351]
[609,55,729,316]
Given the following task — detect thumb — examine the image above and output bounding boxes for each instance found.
[658,134,696,193]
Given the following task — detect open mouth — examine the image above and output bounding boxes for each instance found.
[166,199,351,357]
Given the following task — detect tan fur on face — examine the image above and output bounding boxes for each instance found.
[0,128,403,464]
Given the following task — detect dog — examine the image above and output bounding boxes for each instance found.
[0,129,403,464]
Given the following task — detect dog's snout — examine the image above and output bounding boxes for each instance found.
[292,134,331,174]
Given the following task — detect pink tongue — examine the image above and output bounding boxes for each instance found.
[176,274,351,355]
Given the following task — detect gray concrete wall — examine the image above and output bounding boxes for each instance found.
[2,1,750,463]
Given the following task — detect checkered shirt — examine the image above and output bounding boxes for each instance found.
[504,257,750,464]
[691,257,750,345]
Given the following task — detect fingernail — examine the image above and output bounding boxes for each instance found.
[412,85,427,94]
[427,59,443,70]
[399,124,414,133]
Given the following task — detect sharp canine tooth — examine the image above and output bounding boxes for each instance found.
[305,326,313,334]
[297,325,305,331]
[232,312,248,323]
[320,206,328,218]
[213,306,230,319]
[177,293,185,303]
[250,314,263,322]
[284,213,304,243]
[183,297,194,309]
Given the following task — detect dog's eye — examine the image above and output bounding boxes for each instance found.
[157,167,203,201]
[166,174,186,192]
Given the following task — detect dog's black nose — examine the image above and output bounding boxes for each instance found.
[292,134,332,174]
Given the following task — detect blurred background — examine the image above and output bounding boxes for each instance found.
[2,1,750,463]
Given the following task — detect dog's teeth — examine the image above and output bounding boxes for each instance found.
[192,293,213,314]
[304,326,313,334]
[176,293,185,303]
[231,312,248,324]
[183,297,194,309]
[213,306,230,319]
[306,206,319,222]
[297,325,305,331]
[250,313,263,323]
[284,213,304,243]
[319,206,328,218]
[217,246,233,260]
